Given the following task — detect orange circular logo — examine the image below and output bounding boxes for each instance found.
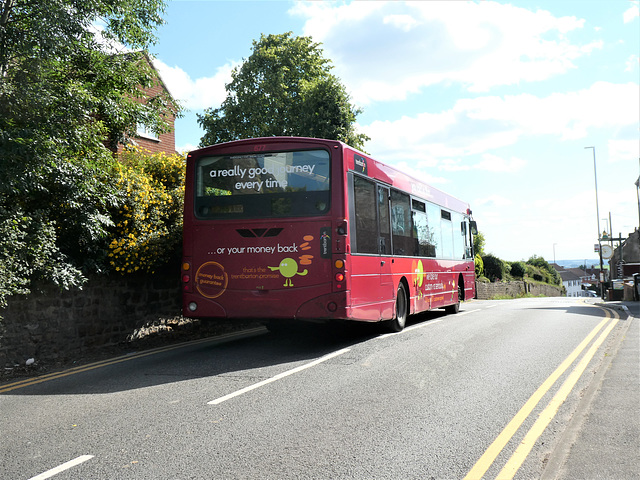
[195,262,228,299]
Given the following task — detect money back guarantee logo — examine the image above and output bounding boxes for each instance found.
[195,262,228,298]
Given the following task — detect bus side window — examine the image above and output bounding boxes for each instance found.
[353,176,378,254]
[391,190,412,256]
[440,210,454,259]
[411,199,437,258]
[452,212,467,259]
[425,203,441,258]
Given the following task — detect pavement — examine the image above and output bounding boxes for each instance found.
[541,301,640,480]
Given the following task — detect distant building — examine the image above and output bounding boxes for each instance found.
[551,264,593,297]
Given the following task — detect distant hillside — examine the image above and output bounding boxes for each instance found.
[555,259,600,269]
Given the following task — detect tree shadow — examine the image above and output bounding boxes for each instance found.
[1,313,445,396]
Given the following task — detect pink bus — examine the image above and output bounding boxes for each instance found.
[182,137,477,331]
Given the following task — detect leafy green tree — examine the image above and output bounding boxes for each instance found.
[0,0,171,307]
[198,32,369,150]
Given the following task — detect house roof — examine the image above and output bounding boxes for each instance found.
[565,267,591,278]
[558,270,581,282]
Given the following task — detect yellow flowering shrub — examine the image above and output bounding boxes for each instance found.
[107,148,185,274]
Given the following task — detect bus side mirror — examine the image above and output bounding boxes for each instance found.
[470,220,478,235]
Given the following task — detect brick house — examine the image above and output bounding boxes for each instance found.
[109,52,178,156]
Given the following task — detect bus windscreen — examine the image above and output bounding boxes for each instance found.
[194,149,330,219]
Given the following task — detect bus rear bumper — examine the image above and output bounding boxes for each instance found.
[182,288,349,320]
[294,291,348,320]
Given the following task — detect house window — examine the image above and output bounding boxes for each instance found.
[137,123,159,141]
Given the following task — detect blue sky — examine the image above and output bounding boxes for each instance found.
[151,0,639,263]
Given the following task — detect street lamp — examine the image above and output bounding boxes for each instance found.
[585,146,605,300]
[553,243,557,265]
[636,177,640,226]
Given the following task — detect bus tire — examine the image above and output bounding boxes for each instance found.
[445,278,463,314]
[387,282,408,332]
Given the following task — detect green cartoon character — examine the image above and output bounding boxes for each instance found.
[269,258,308,287]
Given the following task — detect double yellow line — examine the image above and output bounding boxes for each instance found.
[465,306,619,480]
[0,327,266,394]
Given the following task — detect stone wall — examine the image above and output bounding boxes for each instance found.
[476,281,562,300]
[0,273,181,368]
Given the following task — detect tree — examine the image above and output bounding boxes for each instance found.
[473,231,486,257]
[198,32,369,150]
[0,0,171,307]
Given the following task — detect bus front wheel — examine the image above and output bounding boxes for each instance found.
[445,279,463,314]
[387,282,408,332]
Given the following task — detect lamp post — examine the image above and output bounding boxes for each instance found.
[553,243,557,265]
[585,146,605,300]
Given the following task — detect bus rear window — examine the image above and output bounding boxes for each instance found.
[194,149,330,219]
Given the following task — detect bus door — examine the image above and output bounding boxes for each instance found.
[377,184,393,283]
[377,184,395,318]
[350,175,394,319]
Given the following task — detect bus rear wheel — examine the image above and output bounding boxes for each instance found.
[387,282,408,332]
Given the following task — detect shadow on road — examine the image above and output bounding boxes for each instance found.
[1,311,447,396]
[524,303,627,320]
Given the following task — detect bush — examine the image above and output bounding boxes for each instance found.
[106,148,185,274]
[526,255,561,286]
[510,261,526,278]
[475,253,484,277]
[482,254,506,282]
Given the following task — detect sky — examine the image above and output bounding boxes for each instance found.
[150,0,639,263]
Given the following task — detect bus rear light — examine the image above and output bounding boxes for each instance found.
[188,302,198,312]
[182,274,190,283]
[334,259,344,269]
[335,273,344,282]
[182,262,190,271]
[327,302,337,312]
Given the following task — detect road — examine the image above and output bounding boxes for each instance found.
[0,297,635,479]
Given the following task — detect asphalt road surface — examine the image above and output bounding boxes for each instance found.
[0,297,632,479]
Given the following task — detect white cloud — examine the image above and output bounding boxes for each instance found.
[460,82,639,140]
[383,14,419,32]
[153,58,235,111]
[291,0,601,104]
[626,54,639,72]
[608,138,640,162]
[475,194,513,207]
[176,142,199,154]
[623,4,639,23]
[475,154,526,173]
[361,81,637,177]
